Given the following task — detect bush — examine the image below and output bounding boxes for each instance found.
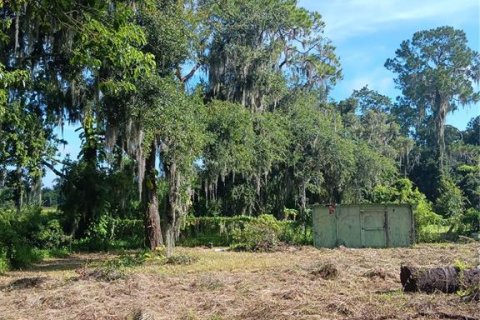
[9,245,44,268]
[371,178,446,243]
[231,214,281,251]
[434,177,465,218]
[0,250,9,274]
[179,214,312,247]
[0,207,68,270]
[415,196,444,242]
[63,214,312,252]
[462,208,480,233]
[179,215,254,247]
[72,216,144,251]
[278,220,313,245]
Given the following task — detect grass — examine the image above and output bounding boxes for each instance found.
[0,243,479,319]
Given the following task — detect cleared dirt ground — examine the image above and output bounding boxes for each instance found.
[0,243,479,320]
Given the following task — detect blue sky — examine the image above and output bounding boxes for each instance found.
[299,0,480,126]
[43,0,480,187]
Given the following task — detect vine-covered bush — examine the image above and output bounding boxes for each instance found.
[0,207,68,271]
[179,215,255,247]
[179,214,312,248]
[231,214,281,251]
[73,216,144,251]
[371,178,444,242]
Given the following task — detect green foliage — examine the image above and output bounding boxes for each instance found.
[431,176,478,236]
[204,100,256,178]
[67,213,307,252]
[2,0,478,256]
[371,178,444,242]
[0,250,8,274]
[349,142,397,203]
[463,116,479,146]
[385,26,479,173]
[73,216,144,251]
[278,219,314,245]
[0,207,68,270]
[104,252,149,269]
[434,176,465,218]
[461,208,480,233]
[58,160,109,238]
[231,214,281,251]
[203,0,341,108]
[180,216,255,247]
[453,259,472,271]
[455,163,480,211]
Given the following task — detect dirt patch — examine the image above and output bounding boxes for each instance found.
[73,266,126,282]
[0,244,479,319]
[3,276,48,290]
[309,262,339,280]
[363,267,388,280]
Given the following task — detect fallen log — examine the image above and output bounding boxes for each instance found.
[400,265,480,294]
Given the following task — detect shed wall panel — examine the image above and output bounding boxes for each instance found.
[312,207,336,248]
[312,204,414,248]
[336,206,362,247]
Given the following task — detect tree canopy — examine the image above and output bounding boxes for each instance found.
[0,1,478,254]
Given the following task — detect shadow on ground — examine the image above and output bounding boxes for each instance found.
[27,253,112,272]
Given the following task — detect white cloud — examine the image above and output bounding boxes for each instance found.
[299,0,479,41]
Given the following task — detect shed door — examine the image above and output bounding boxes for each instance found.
[360,211,386,248]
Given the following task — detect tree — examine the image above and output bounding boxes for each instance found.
[385,26,480,172]
[464,116,480,146]
[202,0,341,111]
[139,77,207,255]
[193,0,343,220]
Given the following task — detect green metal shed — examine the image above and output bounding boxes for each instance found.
[312,204,415,248]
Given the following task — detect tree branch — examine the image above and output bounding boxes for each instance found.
[181,63,201,83]
[42,161,66,178]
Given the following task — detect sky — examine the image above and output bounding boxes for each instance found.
[43,0,480,187]
[299,0,480,126]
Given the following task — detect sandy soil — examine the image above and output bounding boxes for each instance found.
[0,243,479,320]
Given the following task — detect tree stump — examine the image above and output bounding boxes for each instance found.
[400,265,480,294]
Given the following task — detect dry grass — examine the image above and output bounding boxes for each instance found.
[0,243,479,320]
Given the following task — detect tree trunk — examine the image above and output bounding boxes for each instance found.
[142,142,163,250]
[434,91,448,173]
[299,181,307,215]
[13,165,23,212]
[162,160,179,257]
[401,265,480,294]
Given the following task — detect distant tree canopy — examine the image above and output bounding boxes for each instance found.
[385,26,480,172]
[0,0,478,254]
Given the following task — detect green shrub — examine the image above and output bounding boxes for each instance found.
[415,196,444,242]
[179,215,254,247]
[0,250,9,274]
[372,178,448,243]
[462,208,479,233]
[278,220,313,245]
[104,252,148,269]
[8,245,44,269]
[434,177,465,218]
[417,224,449,243]
[179,214,312,247]
[0,207,69,270]
[68,214,312,252]
[231,214,281,251]
[73,216,144,251]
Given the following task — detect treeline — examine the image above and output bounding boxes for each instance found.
[0,1,479,256]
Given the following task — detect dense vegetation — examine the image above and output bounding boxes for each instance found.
[0,1,478,271]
